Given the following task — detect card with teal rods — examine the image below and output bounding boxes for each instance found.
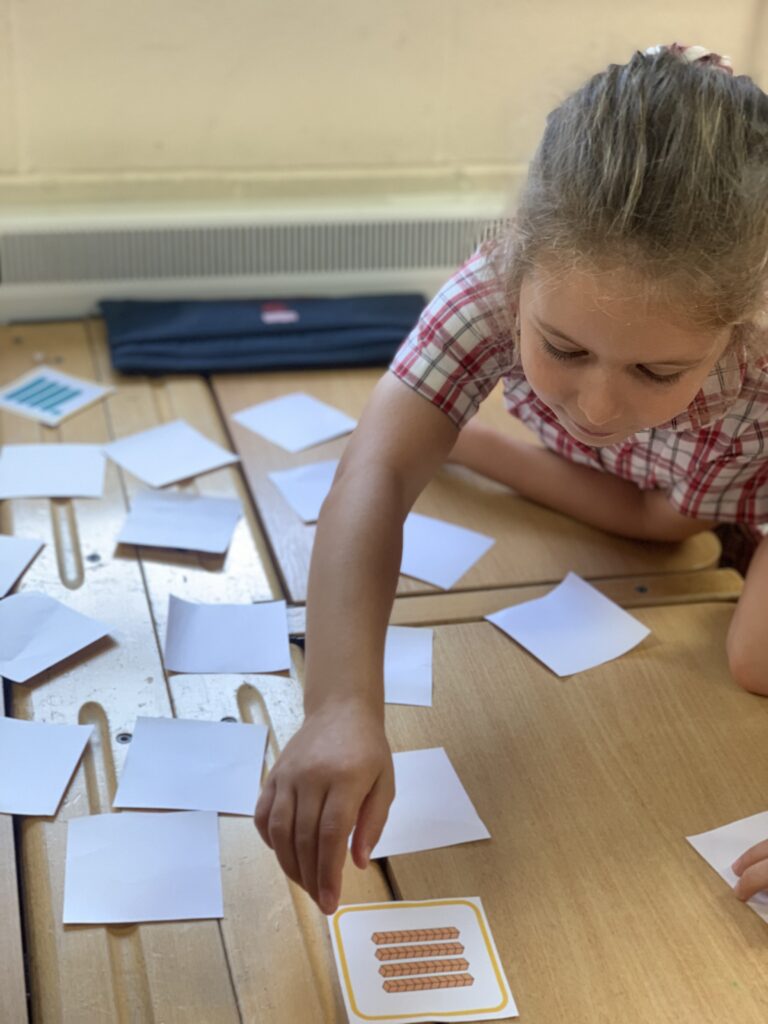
[0,367,112,427]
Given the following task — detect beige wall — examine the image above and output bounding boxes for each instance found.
[1,0,767,205]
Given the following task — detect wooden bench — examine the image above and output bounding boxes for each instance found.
[1,320,392,1023]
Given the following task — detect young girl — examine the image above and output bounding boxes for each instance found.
[255,43,768,916]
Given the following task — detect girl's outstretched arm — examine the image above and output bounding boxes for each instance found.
[726,535,768,696]
[255,374,458,915]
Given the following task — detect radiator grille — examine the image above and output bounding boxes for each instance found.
[0,217,497,284]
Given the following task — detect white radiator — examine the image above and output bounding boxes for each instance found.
[0,197,504,323]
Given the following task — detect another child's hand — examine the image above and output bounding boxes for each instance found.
[255,701,394,916]
[732,840,768,900]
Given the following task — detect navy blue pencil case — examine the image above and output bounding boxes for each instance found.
[100,294,425,374]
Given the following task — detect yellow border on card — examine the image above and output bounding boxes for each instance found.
[333,899,510,1021]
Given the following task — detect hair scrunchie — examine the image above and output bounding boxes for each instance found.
[644,42,734,75]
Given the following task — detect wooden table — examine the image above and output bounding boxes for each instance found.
[213,370,720,604]
[0,319,754,1023]
[376,604,768,1023]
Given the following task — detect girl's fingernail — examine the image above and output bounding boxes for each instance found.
[319,890,335,915]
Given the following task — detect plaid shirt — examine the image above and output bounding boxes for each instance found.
[391,250,768,525]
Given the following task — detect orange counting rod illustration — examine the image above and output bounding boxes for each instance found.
[330,896,517,1021]
[375,942,465,961]
[379,959,470,977]
[372,928,460,944]
[371,926,475,994]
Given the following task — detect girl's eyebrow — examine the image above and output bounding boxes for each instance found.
[534,317,585,347]
[533,316,704,368]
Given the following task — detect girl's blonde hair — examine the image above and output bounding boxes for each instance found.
[491,47,768,332]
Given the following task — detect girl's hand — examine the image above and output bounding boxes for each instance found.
[732,840,768,900]
[255,701,394,916]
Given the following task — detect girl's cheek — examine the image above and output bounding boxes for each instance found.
[521,348,570,404]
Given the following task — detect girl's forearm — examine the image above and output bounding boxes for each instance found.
[727,536,768,695]
[450,421,703,541]
[303,470,404,719]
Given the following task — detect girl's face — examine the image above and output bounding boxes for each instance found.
[518,264,733,446]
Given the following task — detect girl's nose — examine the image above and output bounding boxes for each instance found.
[575,381,623,428]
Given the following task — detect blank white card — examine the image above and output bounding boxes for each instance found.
[486,572,650,676]
[63,810,223,924]
[114,716,268,815]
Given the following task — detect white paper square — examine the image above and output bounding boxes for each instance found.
[0,367,112,427]
[384,626,433,707]
[232,392,356,452]
[103,420,239,488]
[63,810,223,924]
[0,444,105,499]
[0,535,44,597]
[329,897,517,1023]
[0,718,93,816]
[371,748,490,859]
[0,592,112,683]
[485,572,650,676]
[268,458,339,522]
[117,490,243,554]
[401,513,495,590]
[163,594,291,674]
[113,716,268,815]
[687,812,768,924]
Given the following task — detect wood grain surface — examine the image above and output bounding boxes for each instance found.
[379,606,768,1023]
[286,567,743,634]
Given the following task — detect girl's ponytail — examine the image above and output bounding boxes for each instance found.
[492,43,768,335]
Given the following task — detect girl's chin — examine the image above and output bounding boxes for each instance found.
[555,410,628,445]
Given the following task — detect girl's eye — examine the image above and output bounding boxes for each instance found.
[636,366,684,386]
[541,336,685,386]
[541,337,584,361]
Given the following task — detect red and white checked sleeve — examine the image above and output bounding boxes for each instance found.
[666,421,768,525]
[389,249,517,429]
